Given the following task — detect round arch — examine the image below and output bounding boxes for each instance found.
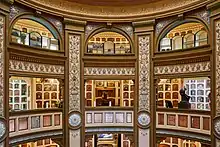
[156,17,210,51]
[85,27,134,54]
[9,13,63,50]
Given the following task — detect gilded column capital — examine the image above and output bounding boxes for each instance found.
[132,19,155,33]
[64,18,86,32]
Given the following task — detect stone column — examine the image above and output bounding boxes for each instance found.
[64,18,86,147]
[133,20,155,147]
[208,1,220,147]
[0,0,11,146]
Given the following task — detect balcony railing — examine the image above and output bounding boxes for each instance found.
[9,108,62,138]
[156,108,210,135]
[85,107,133,128]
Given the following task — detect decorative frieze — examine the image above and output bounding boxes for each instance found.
[68,35,81,111]
[138,36,150,111]
[84,67,135,76]
[0,15,4,117]
[9,60,64,75]
[154,62,210,75]
[216,20,220,114]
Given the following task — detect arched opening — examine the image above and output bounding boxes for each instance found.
[11,19,59,50]
[87,31,131,54]
[159,22,208,51]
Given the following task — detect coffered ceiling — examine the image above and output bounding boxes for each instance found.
[64,0,161,6]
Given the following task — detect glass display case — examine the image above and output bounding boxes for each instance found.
[84,80,134,107]
[157,79,181,108]
[9,79,30,110]
[35,78,60,109]
[184,78,210,110]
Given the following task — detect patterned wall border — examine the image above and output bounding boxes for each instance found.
[154,62,210,75]
[215,20,220,114]
[68,35,80,111]
[84,67,135,76]
[138,36,150,111]
[0,15,5,117]
[9,60,64,75]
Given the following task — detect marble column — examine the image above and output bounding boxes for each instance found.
[64,18,86,147]
[133,20,155,147]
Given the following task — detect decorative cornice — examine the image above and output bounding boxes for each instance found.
[16,0,212,21]
[154,61,210,75]
[9,60,64,75]
[64,18,86,26]
[132,19,155,27]
[84,67,135,76]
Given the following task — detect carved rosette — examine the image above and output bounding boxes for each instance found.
[0,15,4,117]
[137,111,151,129]
[138,36,150,111]
[69,35,81,111]
[216,20,220,114]
[0,117,6,143]
[68,111,82,130]
[214,116,220,139]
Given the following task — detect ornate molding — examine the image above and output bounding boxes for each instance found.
[214,116,220,139]
[138,36,150,111]
[216,20,220,114]
[0,117,6,143]
[68,111,82,130]
[0,15,4,117]
[69,35,81,112]
[84,67,135,76]
[9,60,64,75]
[137,111,151,129]
[154,61,210,75]
[21,0,211,19]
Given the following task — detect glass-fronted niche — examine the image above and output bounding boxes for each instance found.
[11,19,59,50]
[159,22,208,52]
[87,32,131,54]
[85,80,134,107]
[14,138,59,147]
[85,134,133,147]
[158,137,203,147]
[9,77,63,111]
[156,77,210,110]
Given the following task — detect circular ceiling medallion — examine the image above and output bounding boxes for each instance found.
[0,117,7,143]
[214,116,220,139]
[137,111,151,129]
[68,111,82,129]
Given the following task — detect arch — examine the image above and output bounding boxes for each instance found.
[9,13,62,50]
[195,30,208,47]
[183,33,194,49]
[85,27,134,54]
[157,18,209,51]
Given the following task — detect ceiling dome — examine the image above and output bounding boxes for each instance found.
[24,0,210,21]
[64,0,161,6]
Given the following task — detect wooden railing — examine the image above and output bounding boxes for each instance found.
[156,108,211,135]
[9,108,62,138]
[85,107,133,128]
